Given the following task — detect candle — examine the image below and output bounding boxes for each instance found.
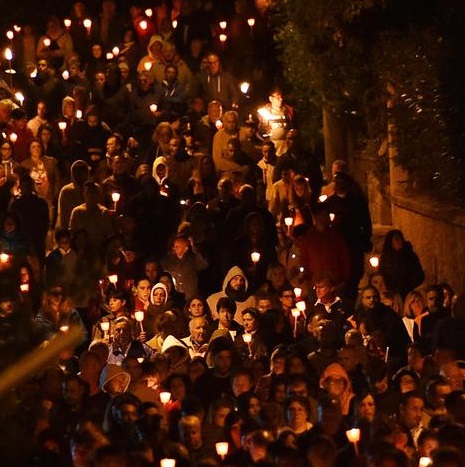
[9,133,17,143]
[111,192,121,210]
[160,459,175,467]
[318,194,328,203]
[284,217,293,234]
[140,20,148,30]
[215,442,229,459]
[100,321,110,332]
[112,46,119,56]
[215,120,223,130]
[64,18,71,29]
[108,274,118,284]
[172,20,178,29]
[247,18,255,27]
[418,458,432,467]
[329,213,335,222]
[242,333,252,344]
[369,255,379,268]
[219,34,227,44]
[149,103,158,113]
[219,21,227,30]
[137,357,145,363]
[240,81,250,94]
[144,61,153,71]
[83,19,92,35]
[6,31,14,40]
[346,428,360,456]
[159,391,171,404]
[58,121,67,132]
[20,283,29,292]
[5,48,13,61]
[291,308,300,339]
[106,52,114,60]
[294,287,302,299]
[145,8,153,17]
[299,266,305,273]
[76,109,82,119]
[13,25,21,33]
[15,92,24,106]
[43,38,51,48]
[251,252,260,264]
[59,325,69,332]
[0,253,9,263]
[296,300,306,312]
[62,70,69,80]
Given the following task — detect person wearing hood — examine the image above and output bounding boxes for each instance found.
[143,283,170,339]
[107,316,153,365]
[161,334,190,375]
[99,363,131,396]
[137,35,165,75]
[319,362,356,418]
[152,155,177,199]
[207,265,256,325]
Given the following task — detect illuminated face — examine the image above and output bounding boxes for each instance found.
[136,280,151,302]
[230,275,245,291]
[113,322,132,348]
[287,401,307,426]
[269,92,283,109]
[279,291,295,308]
[223,115,237,133]
[314,282,333,301]
[213,407,231,427]
[218,308,233,328]
[189,299,204,317]
[358,394,376,422]
[400,397,424,429]
[323,376,346,397]
[232,374,251,397]
[361,289,378,310]
[169,138,181,156]
[29,141,43,158]
[109,297,124,312]
[242,313,257,332]
[248,397,261,417]
[151,288,166,306]
[190,318,207,342]
[173,238,189,259]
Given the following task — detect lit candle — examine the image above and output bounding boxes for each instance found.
[6,31,14,40]
[0,253,9,263]
[108,274,118,284]
[294,287,302,299]
[291,308,300,338]
[240,81,250,94]
[251,252,260,264]
[242,333,252,344]
[296,300,306,312]
[58,121,67,132]
[13,25,21,33]
[135,310,145,332]
[43,38,51,48]
[159,391,171,405]
[83,19,92,35]
[215,442,229,460]
[62,70,69,80]
[137,357,145,363]
[160,459,175,467]
[219,21,227,30]
[299,266,305,273]
[247,18,255,35]
[100,320,110,332]
[149,103,158,113]
[9,133,17,143]
[215,120,223,130]
[20,283,29,292]
[284,216,293,234]
[346,428,360,456]
[76,109,82,119]
[172,20,178,29]
[106,52,114,60]
[59,325,69,333]
[369,255,379,268]
[112,46,119,56]
[145,8,153,17]
[329,213,335,222]
[111,192,121,210]
[140,20,148,30]
[15,92,24,106]
[318,194,328,203]
[219,34,227,44]
[64,18,71,29]
[418,458,432,467]
[144,61,153,71]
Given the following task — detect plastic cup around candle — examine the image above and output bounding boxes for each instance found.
[240,82,250,94]
[43,38,51,48]
[83,19,92,34]
[20,283,29,292]
[291,308,300,318]
[150,104,158,113]
[215,120,223,130]
[64,19,71,28]
[369,255,379,268]
[137,357,145,363]
[172,20,178,29]
[251,252,260,264]
[219,34,227,43]
[6,31,14,40]
[318,194,328,203]
[140,20,148,30]
[247,18,255,27]
[15,92,24,106]
[242,333,252,344]
[58,121,67,131]
[135,310,145,322]
[219,21,227,30]
[329,213,335,222]
[76,110,82,119]
[215,442,229,459]
[160,459,175,467]
[145,8,153,17]
[144,61,152,71]
[9,133,17,143]
[100,321,110,332]
[108,274,118,284]
[60,325,69,333]
[296,300,306,312]
[418,458,432,467]
[112,46,119,56]
[346,428,360,443]
[284,217,293,227]
[160,391,171,404]
[106,52,113,60]
[111,192,121,203]
[62,70,69,80]
[299,267,305,273]
[13,25,21,33]
[294,287,302,299]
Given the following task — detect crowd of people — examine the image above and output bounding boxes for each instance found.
[0,1,464,467]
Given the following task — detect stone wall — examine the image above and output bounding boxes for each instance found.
[392,193,465,291]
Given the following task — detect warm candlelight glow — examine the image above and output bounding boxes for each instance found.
[4,48,13,60]
[369,255,379,268]
[145,8,153,17]
[9,133,17,143]
[318,194,328,203]
[299,266,305,273]
[13,25,21,33]
[20,283,29,292]
[284,217,293,227]
[296,300,306,312]
[291,308,301,318]
[62,70,69,80]
[137,357,145,363]
[64,18,71,28]
[242,333,252,344]
[160,459,175,467]
[219,34,227,43]
[160,392,171,404]
[418,457,432,467]
[83,19,92,29]
[15,92,24,105]
[76,110,83,119]
[240,81,250,94]
[106,52,114,60]
[172,20,178,29]
[135,310,145,322]
[219,21,227,30]
[149,104,158,113]
[6,31,14,40]
[294,287,302,299]
[43,38,51,48]
[215,442,229,458]
[144,61,153,71]
[0,253,10,263]
[215,120,223,130]
[140,20,148,30]
[108,274,118,284]
[247,18,256,27]
[346,428,361,443]
[251,252,260,263]
[100,321,110,332]
[112,46,120,56]
[58,121,67,131]
[111,192,121,203]
[60,325,69,332]
[329,213,335,222]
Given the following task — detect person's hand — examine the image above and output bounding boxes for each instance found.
[139,331,147,343]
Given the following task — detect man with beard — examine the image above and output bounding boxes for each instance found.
[207,266,256,325]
